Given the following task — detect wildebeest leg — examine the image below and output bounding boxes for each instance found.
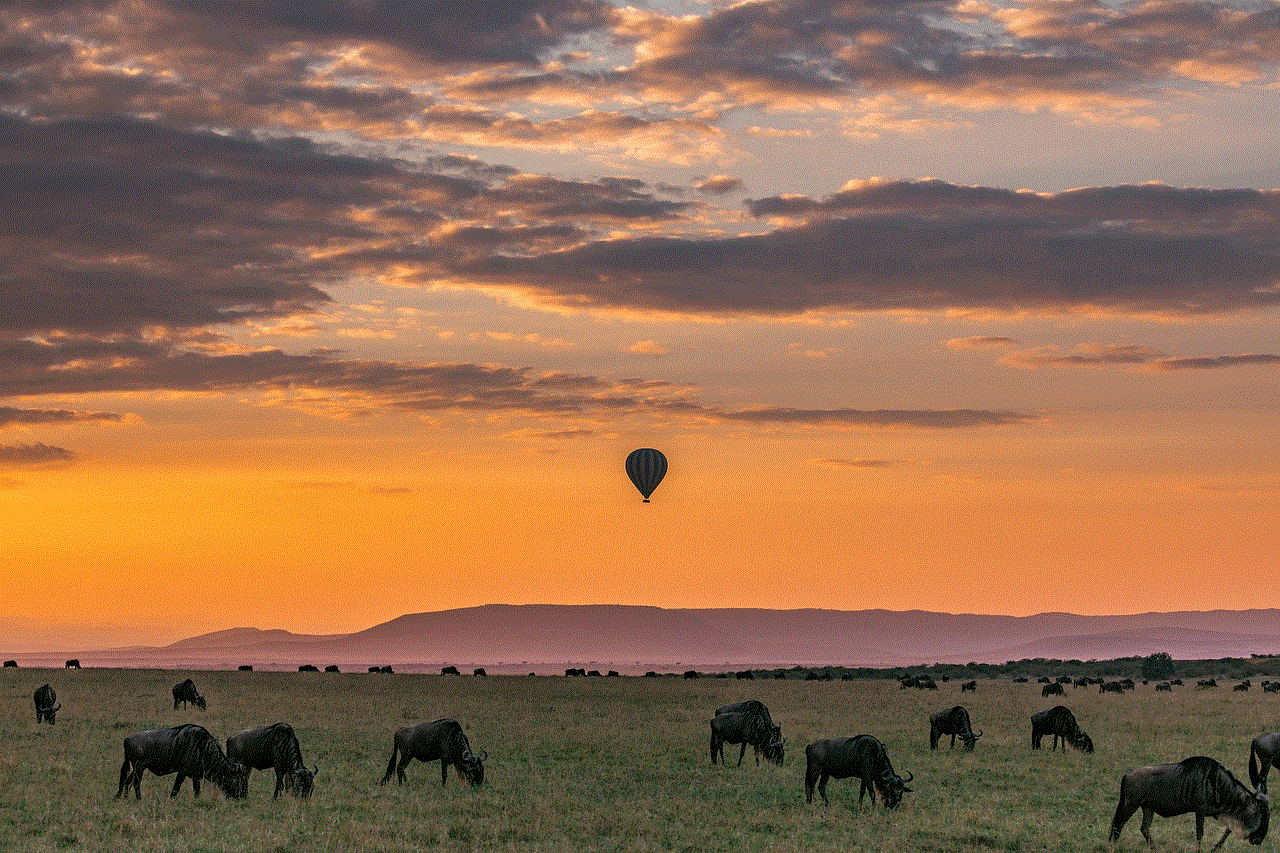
[171,774,186,797]
[1109,792,1138,841]
[440,759,449,786]
[1138,807,1155,845]
[1210,826,1232,851]
[191,776,200,797]
[804,765,819,803]
[379,743,399,785]
[115,759,132,799]
[930,727,939,750]
[950,733,957,749]
[275,769,286,799]
[816,773,830,806]
[709,731,719,764]
[737,742,747,767]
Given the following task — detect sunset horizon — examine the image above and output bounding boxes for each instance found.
[3,1,1278,652]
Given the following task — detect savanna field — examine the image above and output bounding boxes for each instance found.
[5,668,1280,852]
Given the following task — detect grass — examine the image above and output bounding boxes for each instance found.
[3,668,1278,852]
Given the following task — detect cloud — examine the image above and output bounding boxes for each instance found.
[946,336,1019,351]
[694,175,744,195]
[1150,353,1280,371]
[626,340,670,356]
[0,443,77,465]
[811,458,897,469]
[1002,344,1166,369]
[0,407,122,428]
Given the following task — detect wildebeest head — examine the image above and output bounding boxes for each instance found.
[458,750,487,786]
[762,726,785,766]
[218,761,250,799]
[876,768,914,809]
[286,765,317,798]
[194,694,207,711]
[1071,730,1095,754]
[1227,791,1270,845]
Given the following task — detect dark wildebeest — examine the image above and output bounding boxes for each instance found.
[238,665,253,671]
[1075,677,1091,688]
[116,724,248,800]
[929,706,983,751]
[1235,683,1251,692]
[710,700,784,767]
[442,666,460,675]
[1100,681,1124,694]
[298,664,319,672]
[1172,679,1184,686]
[65,659,80,669]
[607,670,619,677]
[565,668,584,676]
[380,665,394,674]
[1199,678,1219,688]
[3,660,16,667]
[1156,681,1172,691]
[1038,676,1052,683]
[325,665,339,673]
[34,683,60,724]
[1043,681,1065,697]
[1265,683,1280,694]
[473,668,487,676]
[736,670,755,680]
[1110,756,1268,849]
[1249,733,1280,795]
[961,680,977,692]
[380,719,487,787]
[899,675,918,689]
[1030,705,1094,753]
[684,670,700,679]
[587,670,601,676]
[172,679,206,710]
[226,722,317,799]
[804,735,913,809]
[1013,676,1029,683]
[1057,675,1073,683]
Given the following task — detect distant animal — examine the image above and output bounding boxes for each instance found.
[1110,756,1269,848]
[960,680,977,692]
[607,670,619,677]
[917,676,938,690]
[324,665,339,673]
[929,706,983,751]
[473,668,487,676]
[899,675,918,689]
[1030,705,1093,753]
[442,666,460,675]
[1043,681,1065,697]
[1156,681,1172,691]
[1249,733,1280,794]
[1120,678,1136,690]
[65,659,80,669]
[171,679,206,711]
[238,665,253,672]
[3,660,16,667]
[1198,678,1219,688]
[1100,681,1124,694]
[644,671,658,678]
[1013,676,1029,683]
[298,664,319,672]
[587,670,601,676]
[804,735,913,809]
[379,665,394,674]
[1172,679,1184,685]
[368,666,381,673]
[1038,677,1051,683]
[34,683,60,724]
[1236,683,1251,692]
[736,670,755,680]
[1265,683,1280,694]
[684,670,700,679]
[710,700,784,767]
[565,668,584,677]
[1056,675,1073,683]
[379,719,487,787]
[116,724,248,800]
[226,722,316,799]
[774,671,786,679]
[1075,677,1091,688]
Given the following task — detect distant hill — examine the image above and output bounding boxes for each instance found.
[19,605,1280,670]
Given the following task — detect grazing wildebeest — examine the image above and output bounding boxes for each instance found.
[1199,678,1219,688]
[1013,676,1029,683]
[1120,678,1136,690]
[607,670,619,677]
[961,680,977,692]
[368,666,381,673]
[65,659,80,669]
[736,670,755,680]
[684,670,700,679]
[325,665,339,673]
[379,665,394,674]
[1110,756,1268,849]
[473,668,487,676]
[1100,681,1124,694]
[116,724,248,800]
[1057,675,1073,683]
[238,665,253,671]
[1075,677,1091,688]
[1038,676,1052,683]
[710,700,784,767]
[1265,683,1280,694]
[929,706,983,750]
[804,735,913,809]
[172,679,206,711]
[226,722,317,799]
[1172,679,1184,686]
[1031,706,1094,753]
[380,719,487,787]
[899,675,918,689]
[565,668,584,677]
[917,676,938,690]
[1249,733,1280,794]
[1156,681,1172,691]
[34,683,60,724]
[3,660,16,667]
[298,664,319,672]
[587,670,602,676]
[1235,683,1251,692]
[442,665,460,675]
[1043,681,1065,697]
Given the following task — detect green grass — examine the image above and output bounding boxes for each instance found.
[3,669,1278,851]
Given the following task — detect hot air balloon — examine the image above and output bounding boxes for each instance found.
[625,448,667,503]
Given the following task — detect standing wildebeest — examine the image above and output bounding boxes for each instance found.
[1030,706,1094,753]
[226,722,317,799]
[65,659,80,669]
[1100,681,1125,694]
[684,670,700,679]
[3,660,16,667]
[298,664,319,672]
[324,665,339,673]
[1249,733,1280,794]
[736,670,755,680]
[1198,678,1219,688]
[929,706,983,750]
[442,666,460,675]
[1043,681,1065,697]
[1156,681,1172,691]
[380,665,394,674]
[171,678,206,711]
[961,680,977,692]
[381,719,486,787]
[804,735,913,809]
[473,668,487,676]
[1110,756,1268,849]
[116,724,248,800]
[710,700,784,767]
[238,665,253,671]
[34,683,60,724]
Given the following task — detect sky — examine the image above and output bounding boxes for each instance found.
[2,0,1279,649]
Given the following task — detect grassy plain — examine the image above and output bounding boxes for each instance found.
[3,667,1279,852]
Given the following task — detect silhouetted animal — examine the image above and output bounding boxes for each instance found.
[1265,683,1280,694]
[1198,678,1219,688]
[325,665,339,673]
[1172,679,1184,685]
[64,659,80,669]
[565,668,585,676]
[1056,675,1073,683]
[737,670,755,680]
[961,680,977,692]
[1043,681,1065,696]
[804,735,913,809]
[1156,681,1172,691]
[684,670,700,679]
[442,666,460,675]
[116,724,248,800]
[238,665,253,671]
[1100,681,1124,694]
[226,722,316,799]
[34,683,60,724]
[368,666,381,673]
[1030,705,1093,753]
[710,701,783,767]
[929,706,983,750]
[379,665,393,674]
[298,664,319,672]
[587,669,602,676]
[1249,733,1280,794]
[1236,683,1251,692]
[380,719,487,787]
[1013,676,1029,682]
[607,670,619,677]
[171,679,205,711]
[1075,677,1091,688]
[473,668,487,676]
[1110,756,1268,848]
[3,660,16,667]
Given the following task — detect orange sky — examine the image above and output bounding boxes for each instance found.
[2,1,1279,649]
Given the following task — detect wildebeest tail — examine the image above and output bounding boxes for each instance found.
[1109,775,1130,841]
[1252,742,1264,789]
[379,740,399,785]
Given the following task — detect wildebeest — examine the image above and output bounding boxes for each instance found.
[1038,676,1052,683]
[960,680,977,692]
[1075,677,1091,688]
[325,665,339,673]
[473,668,487,676]
[1100,681,1124,694]
[116,724,248,800]
[1265,683,1280,694]
[684,670,700,679]
[1172,679,1184,686]
[1156,681,1172,691]
[587,669,602,676]
[1249,733,1280,794]
[368,666,381,673]
[607,670,619,677]
[1043,681,1065,697]
[1013,676,1029,682]
[1056,675,1073,683]
[380,665,394,674]
[565,668,584,676]
[1235,683,1251,692]
[710,700,784,767]
[298,664,319,672]
[34,683,60,724]
[380,719,487,787]
[1110,756,1268,848]
[3,660,16,667]
[65,659,80,669]
[442,665,460,675]
[736,670,755,680]
[1199,678,1219,688]
[238,665,253,672]
[804,735,913,809]
[929,706,983,750]
[172,678,206,711]
[226,722,317,799]
[1030,705,1093,753]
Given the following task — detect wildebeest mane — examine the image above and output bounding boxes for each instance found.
[1180,757,1263,821]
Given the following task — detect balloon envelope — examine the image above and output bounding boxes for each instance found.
[625,448,667,502]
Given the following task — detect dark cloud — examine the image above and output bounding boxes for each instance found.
[0,406,122,427]
[694,175,744,195]
[1003,344,1166,369]
[812,457,897,468]
[1152,353,1280,370]
[701,406,1034,429]
[0,442,76,465]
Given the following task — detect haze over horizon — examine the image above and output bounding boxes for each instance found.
[2,1,1278,645]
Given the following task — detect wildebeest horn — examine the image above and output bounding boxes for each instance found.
[312,764,319,775]
[479,750,489,762]
[973,729,984,739]
[52,703,61,712]
[901,771,914,784]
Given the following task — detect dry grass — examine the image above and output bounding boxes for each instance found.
[3,668,1277,852]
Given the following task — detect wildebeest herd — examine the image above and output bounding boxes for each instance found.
[16,668,1280,848]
